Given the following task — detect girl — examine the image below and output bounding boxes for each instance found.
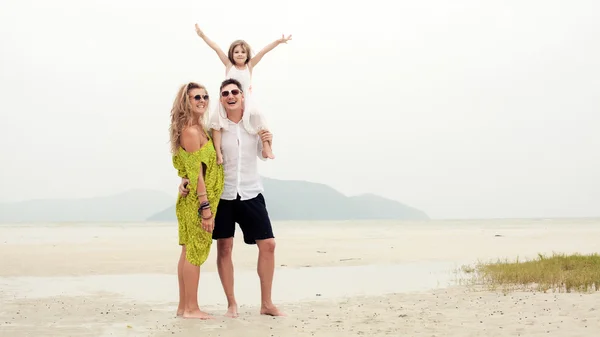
[194,23,291,164]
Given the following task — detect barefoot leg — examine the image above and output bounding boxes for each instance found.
[217,238,239,317]
[256,238,285,316]
[177,246,186,316]
[182,254,212,319]
[183,310,214,319]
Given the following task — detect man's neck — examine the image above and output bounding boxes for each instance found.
[226,108,243,123]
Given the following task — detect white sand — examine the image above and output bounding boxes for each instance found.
[1,218,599,336]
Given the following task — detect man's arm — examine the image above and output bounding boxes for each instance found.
[179,177,190,196]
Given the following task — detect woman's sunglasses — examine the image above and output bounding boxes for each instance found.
[193,94,209,101]
[221,89,241,97]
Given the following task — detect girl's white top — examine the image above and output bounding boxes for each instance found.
[209,65,268,134]
[226,64,252,93]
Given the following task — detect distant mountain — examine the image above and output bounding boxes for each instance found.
[148,177,429,221]
[0,179,428,223]
[0,189,174,223]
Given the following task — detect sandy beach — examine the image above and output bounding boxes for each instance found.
[1,218,599,336]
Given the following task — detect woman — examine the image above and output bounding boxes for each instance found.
[169,82,224,319]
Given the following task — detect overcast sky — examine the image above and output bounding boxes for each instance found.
[1,0,598,219]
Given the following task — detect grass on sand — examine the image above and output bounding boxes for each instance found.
[458,252,600,293]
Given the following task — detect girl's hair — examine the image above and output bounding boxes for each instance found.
[227,40,253,65]
[169,82,209,153]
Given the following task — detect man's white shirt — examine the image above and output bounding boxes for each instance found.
[219,119,267,201]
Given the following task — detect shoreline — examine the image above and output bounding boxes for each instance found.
[0,261,462,306]
[3,219,600,277]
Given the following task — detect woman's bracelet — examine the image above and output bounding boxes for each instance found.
[198,200,211,218]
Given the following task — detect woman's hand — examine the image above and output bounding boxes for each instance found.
[201,212,214,233]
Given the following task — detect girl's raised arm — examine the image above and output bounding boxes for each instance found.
[249,34,292,69]
[195,23,231,67]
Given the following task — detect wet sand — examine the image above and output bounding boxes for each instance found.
[1,218,599,336]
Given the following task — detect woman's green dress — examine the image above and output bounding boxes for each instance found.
[172,134,224,266]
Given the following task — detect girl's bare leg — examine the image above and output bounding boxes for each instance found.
[251,113,274,159]
[262,139,275,159]
[213,129,223,164]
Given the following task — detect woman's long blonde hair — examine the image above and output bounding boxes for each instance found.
[169,82,209,153]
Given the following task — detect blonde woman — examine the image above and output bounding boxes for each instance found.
[169,82,224,319]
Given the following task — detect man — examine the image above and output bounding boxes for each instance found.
[179,78,283,317]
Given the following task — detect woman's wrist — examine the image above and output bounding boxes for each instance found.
[197,191,208,201]
[198,200,212,219]
[200,210,212,220]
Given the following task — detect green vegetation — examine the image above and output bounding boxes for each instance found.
[458,253,600,293]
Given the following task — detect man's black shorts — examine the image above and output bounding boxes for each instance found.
[212,193,274,244]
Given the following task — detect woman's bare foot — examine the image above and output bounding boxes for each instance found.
[176,309,184,317]
[262,148,275,160]
[260,304,285,316]
[183,309,213,319]
[224,305,239,318]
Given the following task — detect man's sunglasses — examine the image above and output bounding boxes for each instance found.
[221,89,241,97]
[193,94,209,101]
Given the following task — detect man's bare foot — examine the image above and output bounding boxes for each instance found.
[183,309,213,319]
[262,148,275,160]
[224,305,239,318]
[260,304,286,316]
[176,308,184,317]
[216,153,223,165]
